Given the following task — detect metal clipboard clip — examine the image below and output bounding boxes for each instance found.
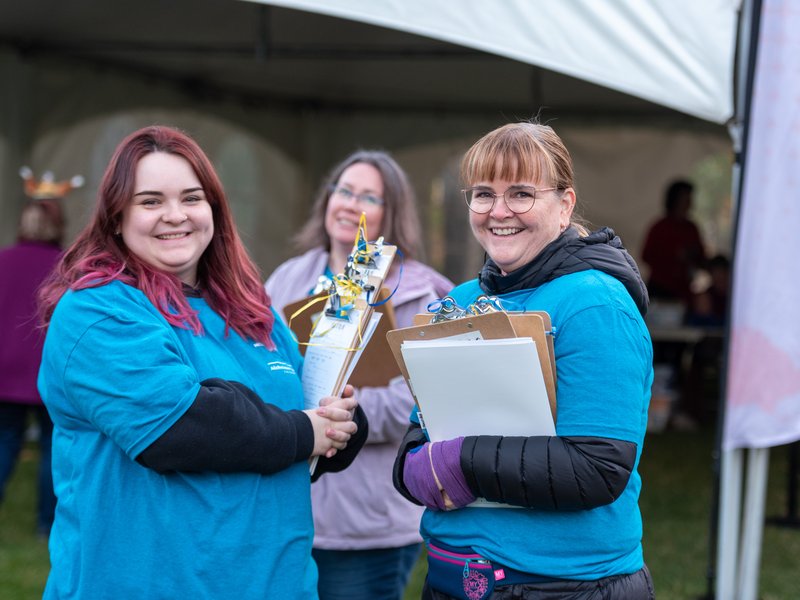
[467,294,504,315]
[427,296,467,323]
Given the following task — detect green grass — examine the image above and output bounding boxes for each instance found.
[0,446,50,599]
[2,432,798,599]
[639,430,800,600]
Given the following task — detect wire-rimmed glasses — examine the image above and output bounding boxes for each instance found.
[329,185,385,207]
[462,185,559,214]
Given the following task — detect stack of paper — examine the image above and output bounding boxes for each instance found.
[400,337,556,442]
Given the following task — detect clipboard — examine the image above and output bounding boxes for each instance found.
[299,239,397,475]
[507,312,556,410]
[284,287,400,387]
[303,244,397,405]
[411,311,553,360]
[346,291,400,387]
[389,311,557,421]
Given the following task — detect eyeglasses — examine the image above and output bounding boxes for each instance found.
[330,185,385,208]
[462,185,560,214]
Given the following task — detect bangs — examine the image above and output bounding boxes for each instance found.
[461,125,558,186]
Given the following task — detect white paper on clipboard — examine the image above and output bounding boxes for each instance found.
[301,312,382,409]
[400,337,555,442]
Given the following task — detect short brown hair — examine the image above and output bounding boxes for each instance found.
[293,150,422,259]
[461,122,574,189]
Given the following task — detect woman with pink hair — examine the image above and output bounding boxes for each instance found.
[37,125,366,599]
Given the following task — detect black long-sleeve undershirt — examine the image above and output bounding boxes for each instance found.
[137,378,368,478]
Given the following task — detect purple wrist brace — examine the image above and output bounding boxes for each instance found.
[430,437,476,508]
[403,437,475,510]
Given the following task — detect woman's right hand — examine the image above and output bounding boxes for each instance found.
[304,394,359,458]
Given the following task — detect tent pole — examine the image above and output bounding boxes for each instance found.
[709,0,762,596]
[736,448,769,600]
[716,448,743,600]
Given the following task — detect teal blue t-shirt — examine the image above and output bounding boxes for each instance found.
[38,281,317,599]
[419,270,653,580]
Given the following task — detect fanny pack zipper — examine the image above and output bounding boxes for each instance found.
[427,543,492,579]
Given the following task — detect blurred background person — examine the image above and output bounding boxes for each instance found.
[37,126,365,599]
[0,167,81,538]
[679,254,731,427]
[641,179,707,306]
[642,179,708,431]
[686,254,730,328]
[266,150,452,600]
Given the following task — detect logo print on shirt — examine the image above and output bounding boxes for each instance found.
[267,360,296,376]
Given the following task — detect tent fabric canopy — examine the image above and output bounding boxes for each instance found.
[252,0,740,124]
[0,0,739,123]
[0,0,735,269]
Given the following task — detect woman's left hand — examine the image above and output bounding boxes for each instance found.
[316,385,358,457]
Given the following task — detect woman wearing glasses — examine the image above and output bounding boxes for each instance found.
[265,150,452,600]
[393,122,654,599]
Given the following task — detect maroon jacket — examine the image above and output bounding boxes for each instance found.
[641,216,706,301]
[0,241,62,404]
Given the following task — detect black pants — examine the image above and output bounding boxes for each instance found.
[422,565,654,600]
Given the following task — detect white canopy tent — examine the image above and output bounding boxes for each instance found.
[254,0,736,124]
